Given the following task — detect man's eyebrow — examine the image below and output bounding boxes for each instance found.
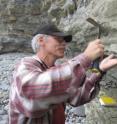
[53,36,63,39]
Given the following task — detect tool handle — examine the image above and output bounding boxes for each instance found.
[93,28,101,69]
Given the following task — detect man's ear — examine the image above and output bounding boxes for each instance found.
[37,35,45,46]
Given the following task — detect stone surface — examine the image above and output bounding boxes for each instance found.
[0,0,52,53]
[0,0,117,56]
[59,0,117,56]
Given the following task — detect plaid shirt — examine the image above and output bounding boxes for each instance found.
[9,53,101,124]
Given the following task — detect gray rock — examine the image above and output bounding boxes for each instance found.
[70,105,86,117]
[0,110,6,115]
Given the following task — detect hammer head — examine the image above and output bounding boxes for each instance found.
[86,18,102,39]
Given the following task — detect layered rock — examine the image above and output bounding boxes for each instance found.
[0,0,117,55]
[0,0,52,53]
[59,0,117,56]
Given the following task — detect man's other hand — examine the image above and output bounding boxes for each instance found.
[99,54,117,72]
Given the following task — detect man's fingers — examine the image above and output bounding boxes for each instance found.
[107,54,114,59]
[95,39,103,44]
[98,44,104,49]
[95,39,104,49]
[109,59,117,68]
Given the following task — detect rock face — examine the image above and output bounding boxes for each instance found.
[0,0,52,53]
[59,0,117,56]
[0,0,117,55]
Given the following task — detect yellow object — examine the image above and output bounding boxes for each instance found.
[89,68,101,75]
[99,96,117,106]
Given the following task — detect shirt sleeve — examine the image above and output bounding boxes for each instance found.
[11,53,101,117]
[68,73,101,106]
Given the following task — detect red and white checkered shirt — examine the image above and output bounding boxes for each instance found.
[9,53,101,124]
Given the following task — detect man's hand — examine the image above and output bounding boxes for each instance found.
[99,54,117,72]
[84,39,104,61]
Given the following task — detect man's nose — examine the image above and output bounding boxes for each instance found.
[61,40,66,46]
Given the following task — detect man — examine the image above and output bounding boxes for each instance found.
[9,24,117,124]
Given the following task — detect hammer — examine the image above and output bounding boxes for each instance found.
[86,17,102,69]
[86,18,102,39]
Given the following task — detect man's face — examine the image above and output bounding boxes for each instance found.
[41,35,67,59]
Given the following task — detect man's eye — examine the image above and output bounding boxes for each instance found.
[56,38,64,41]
